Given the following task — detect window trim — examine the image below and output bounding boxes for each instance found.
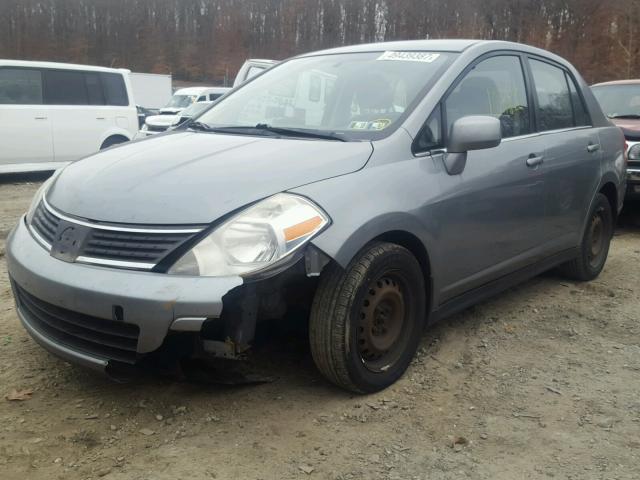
[411,50,595,156]
[0,66,44,105]
[525,54,593,133]
[412,50,534,155]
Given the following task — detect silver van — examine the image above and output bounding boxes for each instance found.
[6,40,626,393]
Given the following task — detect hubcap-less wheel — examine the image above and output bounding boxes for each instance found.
[309,242,426,393]
[588,207,606,268]
[357,274,410,372]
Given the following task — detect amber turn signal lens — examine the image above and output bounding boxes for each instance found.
[284,215,323,242]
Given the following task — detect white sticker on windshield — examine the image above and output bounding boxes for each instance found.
[377,51,441,63]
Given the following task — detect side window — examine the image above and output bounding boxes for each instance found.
[197,95,206,102]
[415,105,443,152]
[445,56,531,139]
[209,93,221,101]
[84,72,105,105]
[101,72,128,106]
[43,70,88,105]
[566,74,590,126]
[0,68,43,104]
[529,59,573,131]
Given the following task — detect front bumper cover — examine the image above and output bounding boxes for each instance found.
[6,218,242,370]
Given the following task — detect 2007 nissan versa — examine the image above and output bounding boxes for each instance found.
[7,40,626,393]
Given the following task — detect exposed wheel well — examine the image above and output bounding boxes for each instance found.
[373,230,432,306]
[100,135,130,150]
[599,182,618,221]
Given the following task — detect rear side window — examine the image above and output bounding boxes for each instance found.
[529,59,574,131]
[567,75,590,126]
[44,70,88,105]
[0,68,43,104]
[85,72,105,105]
[445,55,531,139]
[101,72,128,106]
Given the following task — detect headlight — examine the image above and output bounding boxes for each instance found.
[26,169,62,224]
[168,193,330,277]
[628,143,640,160]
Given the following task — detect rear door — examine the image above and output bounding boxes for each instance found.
[430,54,547,301]
[44,69,102,162]
[0,67,54,167]
[527,57,602,249]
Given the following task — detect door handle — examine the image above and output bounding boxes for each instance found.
[96,117,106,120]
[526,155,544,168]
[587,143,600,153]
[34,116,47,120]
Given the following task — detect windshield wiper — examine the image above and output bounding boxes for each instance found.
[253,124,346,142]
[187,122,346,141]
[608,114,640,119]
[187,121,216,131]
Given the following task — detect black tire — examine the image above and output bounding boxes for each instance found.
[100,135,129,150]
[559,193,613,281]
[309,242,426,393]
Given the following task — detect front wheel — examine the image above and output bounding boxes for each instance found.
[559,193,613,281]
[309,242,426,393]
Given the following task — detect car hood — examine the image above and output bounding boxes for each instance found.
[47,132,373,225]
[145,115,178,127]
[610,118,640,138]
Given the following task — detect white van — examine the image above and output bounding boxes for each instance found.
[158,87,227,116]
[232,59,278,88]
[0,60,138,173]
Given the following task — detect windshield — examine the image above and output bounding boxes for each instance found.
[181,101,212,118]
[592,84,640,118]
[165,94,198,109]
[196,51,454,140]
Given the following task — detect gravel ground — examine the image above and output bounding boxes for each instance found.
[0,175,639,480]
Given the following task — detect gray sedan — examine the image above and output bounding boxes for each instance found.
[6,40,626,393]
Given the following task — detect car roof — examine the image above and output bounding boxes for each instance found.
[298,39,569,61]
[592,79,640,87]
[173,87,226,95]
[0,59,130,74]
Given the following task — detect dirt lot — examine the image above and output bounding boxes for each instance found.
[0,176,639,480]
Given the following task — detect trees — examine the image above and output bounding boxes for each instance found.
[0,0,636,84]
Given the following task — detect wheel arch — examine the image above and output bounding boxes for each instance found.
[373,230,433,307]
[98,128,133,150]
[598,181,618,221]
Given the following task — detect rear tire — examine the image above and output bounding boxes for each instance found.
[559,193,613,281]
[309,242,426,393]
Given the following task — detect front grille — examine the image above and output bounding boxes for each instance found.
[15,283,140,363]
[29,200,200,269]
[31,200,60,244]
[147,124,168,132]
[83,229,194,263]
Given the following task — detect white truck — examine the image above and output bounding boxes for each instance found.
[129,72,172,109]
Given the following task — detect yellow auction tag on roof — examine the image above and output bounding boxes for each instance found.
[377,51,441,63]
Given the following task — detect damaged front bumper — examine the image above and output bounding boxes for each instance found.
[6,217,243,372]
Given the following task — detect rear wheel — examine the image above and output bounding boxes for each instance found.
[559,193,613,281]
[309,242,426,393]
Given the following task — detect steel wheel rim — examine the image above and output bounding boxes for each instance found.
[588,206,607,268]
[356,274,411,373]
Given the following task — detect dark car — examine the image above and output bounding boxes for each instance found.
[592,80,640,197]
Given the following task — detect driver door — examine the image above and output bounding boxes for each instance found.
[429,54,547,302]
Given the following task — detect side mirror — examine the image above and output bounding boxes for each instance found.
[444,116,502,175]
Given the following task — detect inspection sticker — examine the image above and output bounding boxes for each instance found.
[377,51,441,63]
